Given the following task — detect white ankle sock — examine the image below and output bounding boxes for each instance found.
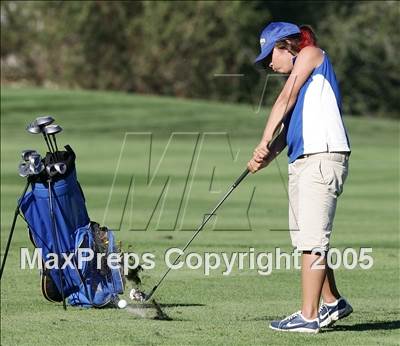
[325,298,340,306]
[300,313,318,322]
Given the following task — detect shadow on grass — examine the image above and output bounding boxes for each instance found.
[138,303,206,309]
[251,316,283,321]
[126,302,206,321]
[249,317,400,333]
[325,320,400,332]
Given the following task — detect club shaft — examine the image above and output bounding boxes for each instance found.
[51,135,59,160]
[147,168,250,299]
[52,135,59,151]
[145,129,281,300]
[48,180,67,310]
[42,133,54,153]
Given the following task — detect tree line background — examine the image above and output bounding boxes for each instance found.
[1,1,399,118]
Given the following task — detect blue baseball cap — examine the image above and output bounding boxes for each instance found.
[254,22,300,65]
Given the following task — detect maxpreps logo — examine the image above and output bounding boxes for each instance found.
[260,38,266,47]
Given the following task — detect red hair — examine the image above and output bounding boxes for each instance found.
[275,25,317,53]
[299,25,317,50]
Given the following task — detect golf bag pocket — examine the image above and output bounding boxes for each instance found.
[67,222,125,308]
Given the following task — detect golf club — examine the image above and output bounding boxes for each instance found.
[36,116,56,155]
[21,149,38,162]
[26,122,53,153]
[131,167,250,302]
[46,162,67,177]
[27,116,55,154]
[132,125,285,302]
[35,115,55,127]
[54,162,67,175]
[44,124,62,153]
[31,163,45,175]
[29,162,45,175]
[19,155,44,177]
[28,153,41,167]
[18,162,31,177]
[46,164,58,177]
[25,152,44,175]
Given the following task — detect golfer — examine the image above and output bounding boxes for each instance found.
[248,22,353,333]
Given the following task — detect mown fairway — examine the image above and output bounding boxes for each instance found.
[1,87,399,345]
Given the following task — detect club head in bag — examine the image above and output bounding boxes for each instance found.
[27,153,44,175]
[46,164,57,177]
[54,162,67,175]
[35,116,54,127]
[26,122,42,134]
[44,124,62,136]
[44,124,62,154]
[21,149,38,161]
[18,162,31,177]
[29,162,45,175]
[46,163,66,177]
[27,116,55,154]
[28,153,42,167]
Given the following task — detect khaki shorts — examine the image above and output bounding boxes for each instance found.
[288,152,349,252]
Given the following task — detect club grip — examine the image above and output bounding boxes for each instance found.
[232,168,250,188]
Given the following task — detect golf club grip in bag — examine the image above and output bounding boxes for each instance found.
[19,146,125,308]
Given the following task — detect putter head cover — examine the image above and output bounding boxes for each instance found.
[129,288,147,302]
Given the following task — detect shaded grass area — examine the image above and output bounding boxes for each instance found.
[1,87,399,345]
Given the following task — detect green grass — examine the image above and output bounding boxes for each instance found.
[1,87,399,345]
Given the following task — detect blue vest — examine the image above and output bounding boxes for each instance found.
[285,51,350,163]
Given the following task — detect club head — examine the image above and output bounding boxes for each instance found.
[29,162,45,175]
[35,116,54,127]
[26,122,42,134]
[46,164,58,177]
[21,149,38,161]
[28,153,42,167]
[54,162,67,175]
[18,162,31,177]
[44,124,63,135]
[129,288,150,302]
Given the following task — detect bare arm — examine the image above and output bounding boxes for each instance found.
[248,47,323,173]
[260,47,324,147]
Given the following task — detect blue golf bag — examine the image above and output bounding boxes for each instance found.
[19,146,125,308]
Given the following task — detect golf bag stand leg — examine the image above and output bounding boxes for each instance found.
[0,179,31,280]
[47,179,67,310]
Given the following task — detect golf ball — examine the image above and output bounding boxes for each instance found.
[118,299,127,309]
